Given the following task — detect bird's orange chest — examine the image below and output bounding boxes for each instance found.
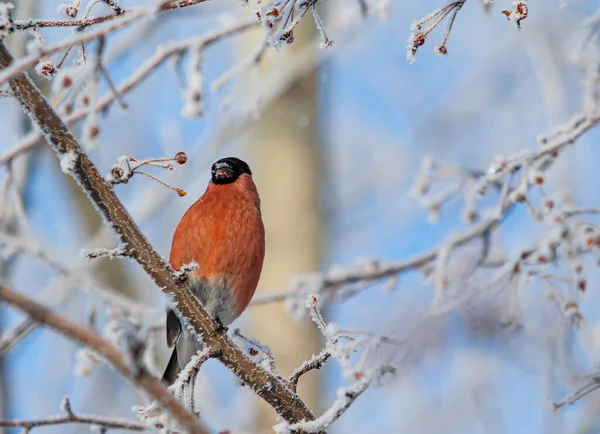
[169,183,263,282]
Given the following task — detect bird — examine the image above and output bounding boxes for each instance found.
[162,157,265,385]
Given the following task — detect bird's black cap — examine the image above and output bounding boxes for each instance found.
[211,157,252,185]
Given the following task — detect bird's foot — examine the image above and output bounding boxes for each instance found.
[211,317,228,337]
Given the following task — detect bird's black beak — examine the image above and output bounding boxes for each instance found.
[214,167,233,181]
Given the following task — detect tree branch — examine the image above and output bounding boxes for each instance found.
[0,282,207,433]
[289,349,331,393]
[0,40,315,426]
[12,0,210,31]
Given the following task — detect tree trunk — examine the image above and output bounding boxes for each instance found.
[246,19,324,432]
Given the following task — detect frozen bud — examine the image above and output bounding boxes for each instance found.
[578,280,587,292]
[61,75,73,88]
[175,152,187,165]
[65,6,77,17]
[110,167,124,181]
[413,33,426,47]
[434,45,448,56]
[35,60,56,78]
[306,295,319,308]
[266,7,280,17]
[564,301,583,327]
[543,199,554,210]
[89,125,100,139]
[280,30,294,45]
[537,255,549,264]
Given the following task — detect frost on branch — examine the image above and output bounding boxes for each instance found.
[407,1,465,63]
[233,329,283,378]
[75,307,156,379]
[278,295,396,433]
[31,29,56,79]
[173,261,199,282]
[82,247,128,260]
[180,45,204,119]
[57,3,79,18]
[136,347,217,428]
[501,1,529,29]
[275,376,371,433]
[74,348,100,376]
[0,3,14,39]
[59,150,78,175]
[248,0,333,50]
[407,0,529,63]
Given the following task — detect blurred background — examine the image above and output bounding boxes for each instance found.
[2,0,600,432]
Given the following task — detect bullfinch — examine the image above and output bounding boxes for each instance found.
[162,157,265,384]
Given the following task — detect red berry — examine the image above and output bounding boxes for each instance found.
[175,152,187,165]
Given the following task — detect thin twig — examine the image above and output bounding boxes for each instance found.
[289,348,331,392]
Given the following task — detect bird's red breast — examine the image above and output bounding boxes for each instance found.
[169,173,265,318]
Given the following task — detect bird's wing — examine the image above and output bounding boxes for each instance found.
[166,308,181,348]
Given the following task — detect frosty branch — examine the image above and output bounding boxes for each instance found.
[11,0,209,32]
[407,0,529,63]
[0,40,316,427]
[0,17,259,164]
[0,283,207,433]
[0,397,153,432]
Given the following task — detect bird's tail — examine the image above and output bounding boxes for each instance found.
[161,348,180,385]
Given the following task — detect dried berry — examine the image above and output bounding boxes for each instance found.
[175,151,187,165]
[62,75,73,88]
[65,6,78,18]
[89,125,99,139]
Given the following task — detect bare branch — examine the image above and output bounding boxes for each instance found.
[289,348,331,393]
[11,0,209,32]
[0,396,156,432]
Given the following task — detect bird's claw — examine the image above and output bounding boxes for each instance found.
[211,317,228,337]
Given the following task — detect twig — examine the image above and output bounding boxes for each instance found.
[0,396,154,432]
[0,414,148,432]
[554,376,600,411]
[0,316,37,356]
[11,0,209,31]
[289,348,331,393]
